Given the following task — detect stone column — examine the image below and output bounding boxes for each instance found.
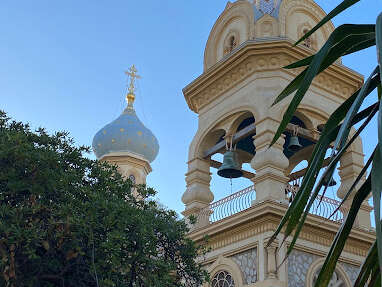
[181,157,214,229]
[338,149,371,229]
[251,117,289,202]
[266,244,277,279]
[258,236,266,281]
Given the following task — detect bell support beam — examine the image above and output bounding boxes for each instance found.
[203,123,320,159]
[210,156,332,182]
[204,124,256,158]
[288,157,332,181]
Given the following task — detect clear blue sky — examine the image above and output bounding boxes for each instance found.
[1,0,380,215]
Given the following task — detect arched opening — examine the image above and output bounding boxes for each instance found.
[235,116,256,162]
[198,129,226,158]
[197,113,256,221]
[283,115,344,222]
[283,116,314,159]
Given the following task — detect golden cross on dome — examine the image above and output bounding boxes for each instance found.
[125,65,141,95]
[125,65,141,109]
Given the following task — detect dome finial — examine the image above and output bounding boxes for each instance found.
[125,65,141,110]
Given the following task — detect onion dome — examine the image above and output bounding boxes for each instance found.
[92,66,159,163]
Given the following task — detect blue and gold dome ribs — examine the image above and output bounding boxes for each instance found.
[92,66,159,163]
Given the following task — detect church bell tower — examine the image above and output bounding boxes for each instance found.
[181,1,374,286]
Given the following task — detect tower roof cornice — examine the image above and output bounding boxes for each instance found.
[184,39,363,114]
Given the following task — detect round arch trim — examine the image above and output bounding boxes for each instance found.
[203,255,244,287]
[189,105,258,161]
[305,258,353,287]
[204,1,254,71]
[279,0,334,38]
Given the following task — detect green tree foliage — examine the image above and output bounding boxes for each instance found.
[267,1,382,286]
[0,111,208,286]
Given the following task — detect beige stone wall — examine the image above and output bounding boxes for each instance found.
[101,151,152,185]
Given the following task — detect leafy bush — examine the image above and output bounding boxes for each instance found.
[0,111,208,287]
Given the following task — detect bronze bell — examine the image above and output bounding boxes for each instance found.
[317,124,325,132]
[322,175,337,187]
[288,135,302,152]
[217,150,243,178]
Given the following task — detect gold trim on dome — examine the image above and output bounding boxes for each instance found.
[120,128,124,132]
[103,130,107,135]
[111,139,116,143]
[137,131,142,136]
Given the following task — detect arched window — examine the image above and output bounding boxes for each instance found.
[211,270,235,287]
[307,260,352,287]
[302,28,312,48]
[312,268,346,287]
[224,34,238,55]
[229,36,236,50]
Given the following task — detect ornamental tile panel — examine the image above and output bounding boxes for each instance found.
[341,262,359,284]
[288,250,319,287]
[230,248,257,284]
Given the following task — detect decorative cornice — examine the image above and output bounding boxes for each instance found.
[189,200,374,257]
[183,39,363,114]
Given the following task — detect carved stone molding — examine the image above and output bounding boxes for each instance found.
[197,212,371,258]
[184,41,363,114]
[204,0,254,70]
[195,57,254,112]
[279,0,334,38]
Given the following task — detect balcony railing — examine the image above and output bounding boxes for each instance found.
[197,184,347,225]
[311,194,347,222]
[285,183,347,222]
